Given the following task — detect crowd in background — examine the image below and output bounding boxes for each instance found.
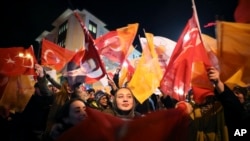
[0,63,249,141]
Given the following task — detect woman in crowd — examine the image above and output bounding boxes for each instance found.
[49,98,87,140]
[112,87,142,120]
[94,90,115,115]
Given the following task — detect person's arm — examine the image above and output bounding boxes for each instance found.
[207,67,224,93]
[207,67,245,124]
[35,64,52,96]
[45,73,62,90]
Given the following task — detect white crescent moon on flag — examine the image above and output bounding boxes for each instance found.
[44,49,60,63]
[104,36,122,52]
[16,53,34,68]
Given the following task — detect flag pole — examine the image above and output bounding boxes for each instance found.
[191,0,202,34]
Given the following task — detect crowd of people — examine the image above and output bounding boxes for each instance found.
[0,64,250,141]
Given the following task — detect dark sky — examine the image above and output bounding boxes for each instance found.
[0,0,238,50]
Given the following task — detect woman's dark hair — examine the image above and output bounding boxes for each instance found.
[233,85,248,100]
[55,98,85,123]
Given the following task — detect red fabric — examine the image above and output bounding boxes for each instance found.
[56,108,190,141]
[160,13,213,103]
[0,46,37,76]
[234,0,250,23]
[41,39,75,71]
[73,11,106,84]
[95,31,125,63]
[95,23,138,65]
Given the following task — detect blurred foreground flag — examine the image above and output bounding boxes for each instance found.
[0,75,35,113]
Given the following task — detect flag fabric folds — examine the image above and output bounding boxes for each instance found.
[160,13,214,104]
[66,11,106,84]
[0,74,8,99]
[55,107,190,141]
[149,36,176,74]
[95,23,139,65]
[0,75,35,113]
[0,46,37,76]
[41,39,76,71]
[216,21,250,88]
[128,33,163,104]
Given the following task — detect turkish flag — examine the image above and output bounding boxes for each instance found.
[41,39,76,71]
[160,12,214,104]
[70,11,106,84]
[95,23,138,65]
[0,46,37,76]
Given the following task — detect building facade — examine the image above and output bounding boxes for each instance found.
[36,8,109,52]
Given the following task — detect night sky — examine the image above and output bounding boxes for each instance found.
[0,0,238,50]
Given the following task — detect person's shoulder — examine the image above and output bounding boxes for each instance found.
[134,111,143,117]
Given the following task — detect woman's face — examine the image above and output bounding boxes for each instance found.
[115,88,134,111]
[67,100,87,125]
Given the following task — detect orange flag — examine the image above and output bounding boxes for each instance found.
[41,39,76,71]
[95,23,139,65]
[0,75,35,113]
[160,13,214,104]
[128,33,163,104]
[216,21,250,88]
[0,46,37,76]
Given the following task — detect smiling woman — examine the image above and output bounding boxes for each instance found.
[112,87,142,119]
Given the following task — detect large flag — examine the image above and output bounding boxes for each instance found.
[160,13,214,104]
[216,21,250,88]
[41,39,76,71]
[55,107,190,141]
[0,75,35,113]
[95,23,139,65]
[0,46,37,76]
[127,33,163,104]
[64,11,106,84]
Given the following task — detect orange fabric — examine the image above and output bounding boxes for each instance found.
[0,46,37,76]
[41,39,75,71]
[127,33,163,104]
[0,75,35,113]
[216,21,250,88]
[95,23,138,64]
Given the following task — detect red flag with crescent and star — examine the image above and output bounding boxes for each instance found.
[41,39,76,71]
[0,46,37,76]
